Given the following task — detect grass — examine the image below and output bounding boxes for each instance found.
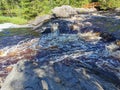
[0,16,28,25]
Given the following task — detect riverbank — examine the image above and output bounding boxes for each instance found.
[0,16,28,25]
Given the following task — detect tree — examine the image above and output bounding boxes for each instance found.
[0,0,120,20]
[98,0,120,10]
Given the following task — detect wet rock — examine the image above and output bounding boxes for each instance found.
[40,23,60,35]
[78,32,101,41]
[77,27,102,41]
[52,5,77,18]
[51,23,60,36]
[110,50,120,59]
[1,60,43,90]
[80,27,102,33]
[41,27,51,34]
[1,60,119,90]
[52,20,72,34]
[115,40,120,46]
[69,23,81,32]
[100,32,116,42]
[106,43,120,52]
[71,15,84,21]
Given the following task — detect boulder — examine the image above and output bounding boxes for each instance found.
[115,8,120,12]
[31,15,53,30]
[31,15,53,26]
[52,5,77,18]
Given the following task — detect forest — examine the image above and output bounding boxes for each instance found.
[0,0,120,24]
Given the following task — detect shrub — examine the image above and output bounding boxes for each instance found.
[0,16,27,24]
[98,0,120,10]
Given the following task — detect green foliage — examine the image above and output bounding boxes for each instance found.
[0,0,120,24]
[0,16,27,24]
[98,0,120,10]
[0,0,92,19]
[50,0,91,8]
[69,0,90,7]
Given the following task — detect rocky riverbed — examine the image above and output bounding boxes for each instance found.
[0,5,120,90]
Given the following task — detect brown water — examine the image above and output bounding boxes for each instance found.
[0,27,40,86]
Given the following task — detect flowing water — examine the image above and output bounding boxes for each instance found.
[37,31,120,83]
[0,13,120,89]
[0,27,40,84]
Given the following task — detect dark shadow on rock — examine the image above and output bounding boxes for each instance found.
[100,32,116,42]
[1,60,43,90]
[39,19,78,34]
[51,19,75,34]
[1,57,120,90]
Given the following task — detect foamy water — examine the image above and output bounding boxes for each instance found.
[0,38,40,82]
[1,14,120,88]
[0,23,32,31]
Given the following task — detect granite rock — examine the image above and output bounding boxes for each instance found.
[52,5,77,18]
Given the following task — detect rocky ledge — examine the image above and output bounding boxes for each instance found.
[1,5,120,90]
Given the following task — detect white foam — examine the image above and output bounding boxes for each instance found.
[0,23,33,32]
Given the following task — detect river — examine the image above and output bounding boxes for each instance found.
[0,12,120,89]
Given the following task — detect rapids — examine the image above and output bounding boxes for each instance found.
[0,13,120,89]
[0,27,40,86]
